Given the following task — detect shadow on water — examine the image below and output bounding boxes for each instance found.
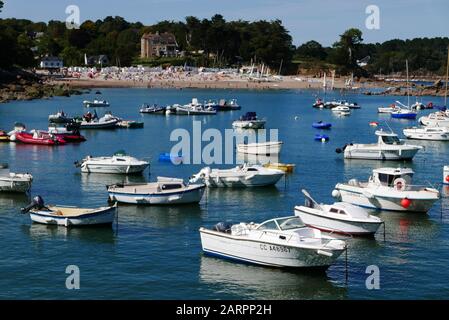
[198,255,347,299]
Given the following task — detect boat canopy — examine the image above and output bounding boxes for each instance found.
[371,167,414,186]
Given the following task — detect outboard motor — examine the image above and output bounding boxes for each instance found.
[21,195,45,213]
[335,144,347,154]
[214,222,233,233]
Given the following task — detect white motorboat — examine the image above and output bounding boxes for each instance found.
[75,151,149,174]
[199,216,346,269]
[107,177,206,205]
[174,98,217,115]
[336,129,422,160]
[403,126,449,141]
[22,196,116,227]
[189,164,284,187]
[294,189,383,236]
[0,163,33,193]
[331,105,351,116]
[332,167,440,213]
[232,112,266,129]
[419,111,449,127]
[175,104,217,115]
[83,99,110,107]
[378,105,400,113]
[237,141,283,155]
[79,113,119,129]
[335,100,360,109]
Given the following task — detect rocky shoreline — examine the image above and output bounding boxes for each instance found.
[0,69,83,103]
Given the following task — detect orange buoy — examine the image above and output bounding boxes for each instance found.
[400,198,412,209]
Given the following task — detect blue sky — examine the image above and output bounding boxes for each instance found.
[1,0,448,46]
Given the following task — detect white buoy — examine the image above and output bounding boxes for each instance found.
[294,116,299,120]
[321,138,326,143]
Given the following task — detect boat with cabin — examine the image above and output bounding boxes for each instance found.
[232,112,266,129]
[336,129,422,160]
[75,151,149,174]
[107,177,206,205]
[332,167,440,212]
[294,189,383,236]
[403,126,449,141]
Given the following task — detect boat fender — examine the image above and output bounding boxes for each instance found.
[331,190,341,199]
[394,178,406,191]
[316,250,333,257]
[21,195,45,213]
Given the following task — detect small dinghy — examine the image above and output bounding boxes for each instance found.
[315,134,329,142]
[48,111,74,124]
[189,164,284,187]
[0,163,33,193]
[237,141,283,155]
[83,99,110,108]
[140,104,166,114]
[117,120,144,128]
[21,196,117,227]
[312,121,332,129]
[263,162,295,173]
[216,99,241,111]
[15,131,66,145]
[79,112,119,129]
[107,177,206,205]
[158,153,184,164]
[0,130,10,142]
[295,189,383,236]
[232,112,266,129]
[47,125,86,143]
[199,216,347,269]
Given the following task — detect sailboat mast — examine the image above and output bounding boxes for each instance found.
[406,59,410,107]
[445,45,449,107]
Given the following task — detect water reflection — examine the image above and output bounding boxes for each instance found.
[79,173,148,193]
[0,193,30,209]
[21,223,116,244]
[116,203,205,228]
[199,255,347,299]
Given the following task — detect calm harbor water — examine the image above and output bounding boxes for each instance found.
[1,88,449,299]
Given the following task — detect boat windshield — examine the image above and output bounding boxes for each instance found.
[275,217,305,231]
[381,135,401,145]
[378,173,413,187]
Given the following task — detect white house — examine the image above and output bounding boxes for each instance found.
[40,56,63,69]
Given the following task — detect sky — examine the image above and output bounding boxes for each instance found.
[1,0,448,46]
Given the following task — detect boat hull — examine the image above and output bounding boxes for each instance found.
[344,146,419,160]
[108,185,205,205]
[81,163,148,174]
[335,184,439,213]
[237,142,282,155]
[79,120,118,129]
[232,121,265,129]
[205,173,284,187]
[199,229,343,268]
[294,208,381,235]
[403,129,449,141]
[0,177,32,193]
[29,207,116,226]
